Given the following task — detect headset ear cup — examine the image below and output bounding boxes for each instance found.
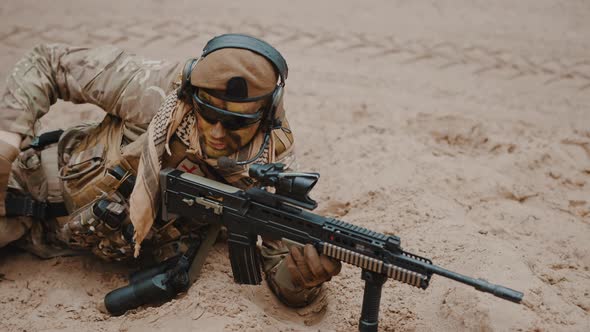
[177,58,198,99]
[270,86,285,124]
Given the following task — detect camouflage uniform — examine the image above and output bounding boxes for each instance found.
[0,43,318,307]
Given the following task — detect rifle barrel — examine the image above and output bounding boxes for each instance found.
[398,254,523,303]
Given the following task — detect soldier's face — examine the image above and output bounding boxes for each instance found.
[195,90,264,158]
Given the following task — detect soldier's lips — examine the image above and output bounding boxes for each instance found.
[208,140,226,150]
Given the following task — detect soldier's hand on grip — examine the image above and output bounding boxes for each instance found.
[285,243,342,288]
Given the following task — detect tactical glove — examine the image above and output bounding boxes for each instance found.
[285,243,342,289]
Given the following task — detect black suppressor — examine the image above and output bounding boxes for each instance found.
[103,256,190,316]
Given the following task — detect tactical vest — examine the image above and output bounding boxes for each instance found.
[59,115,138,212]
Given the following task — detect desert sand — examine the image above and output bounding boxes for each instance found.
[0,0,589,331]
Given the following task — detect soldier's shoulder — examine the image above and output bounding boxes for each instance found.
[272,127,294,157]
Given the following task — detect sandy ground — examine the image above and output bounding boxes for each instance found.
[1,0,589,331]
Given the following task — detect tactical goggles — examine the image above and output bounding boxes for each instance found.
[192,90,265,130]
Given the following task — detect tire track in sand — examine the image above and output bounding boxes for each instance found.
[0,19,589,90]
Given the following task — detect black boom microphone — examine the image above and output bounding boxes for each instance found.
[217,132,271,169]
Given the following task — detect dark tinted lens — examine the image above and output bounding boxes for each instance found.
[193,93,263,130]
[196,102,226,124]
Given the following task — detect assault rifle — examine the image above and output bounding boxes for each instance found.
[159,163,523,331]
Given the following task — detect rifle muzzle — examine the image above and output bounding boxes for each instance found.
[475,278,523,303]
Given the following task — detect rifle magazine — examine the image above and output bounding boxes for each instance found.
[228,232,262,285]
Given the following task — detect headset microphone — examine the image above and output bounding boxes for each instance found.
[217,132,271,169]
[217,157,237,169]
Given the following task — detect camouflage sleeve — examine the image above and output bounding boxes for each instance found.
[260,239,323,307]
[0,43,180,138]
[260,115,318,306]
[257,119,323,306]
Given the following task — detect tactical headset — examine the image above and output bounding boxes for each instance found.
[177,34,289,168]
[178,34,288,128]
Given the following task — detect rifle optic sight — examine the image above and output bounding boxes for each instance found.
[249,163,319,210]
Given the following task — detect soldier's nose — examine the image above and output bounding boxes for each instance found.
[210,122,226,139]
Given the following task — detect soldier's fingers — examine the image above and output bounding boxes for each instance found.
[290,245,306,268]
[285,252,305,288]
[290,246,315,286]
[303,244,329,280]
[319,256,342,277]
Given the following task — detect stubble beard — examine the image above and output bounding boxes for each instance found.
[200,132,242,158]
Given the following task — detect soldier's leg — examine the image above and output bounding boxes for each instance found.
[1,139,77,258]
[0,215,32,248]
[0,138,18,216]
[10,143,79,258]
[0,139,32,248]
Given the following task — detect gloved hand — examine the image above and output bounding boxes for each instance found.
[0,137,19,216]
[285,243,342,289]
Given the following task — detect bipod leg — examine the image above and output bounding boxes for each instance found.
[358,269,387,332]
